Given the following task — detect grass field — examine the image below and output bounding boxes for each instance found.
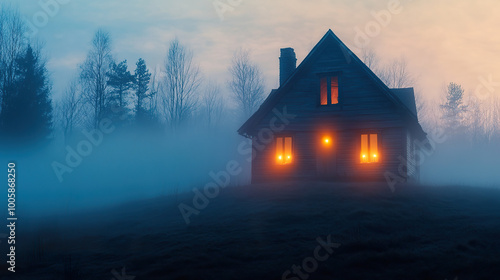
[6,181,500,280]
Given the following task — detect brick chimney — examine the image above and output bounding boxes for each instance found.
[279,48,296,86]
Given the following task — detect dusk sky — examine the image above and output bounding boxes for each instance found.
[5,2,500,278]
[7,0,500,104]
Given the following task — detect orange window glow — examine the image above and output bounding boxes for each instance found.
[320,77,328,105]
[361,134,369,163]
[331,76,339,104]
[276,137,293,165]
[361,134,379,163]
[320,76,339,106]
[370,134,378,162]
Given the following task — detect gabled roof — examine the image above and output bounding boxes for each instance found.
[391,88,418,117]
[238,29,425,138]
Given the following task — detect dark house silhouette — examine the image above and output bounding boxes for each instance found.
[238,29,426,183]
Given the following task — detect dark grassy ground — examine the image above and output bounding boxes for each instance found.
[4,182,500,280]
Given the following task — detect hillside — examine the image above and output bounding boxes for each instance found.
[7,182,500,280]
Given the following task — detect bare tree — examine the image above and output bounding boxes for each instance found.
[228,49,265,120]
[58,79,84,143]
[202,80,225,128]
[161,38,201,129]
[148,67,161,124]
[80,29,114,128]
[360,49,430,130]
[361,49,428,123]
[461,92,500,143]
[493,97,500,140]
[361,47,379,71]
[411,87,431,127]
[420,96,443,135]
[481,95,500,142]
[379,56,415,88]
[464,94,484,143]
[0,7,26,114]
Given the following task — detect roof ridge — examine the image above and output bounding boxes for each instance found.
[238,29,423,137]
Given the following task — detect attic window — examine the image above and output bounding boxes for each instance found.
[360,134,379,163]
[276,137,293,165]
[320,76,339,105]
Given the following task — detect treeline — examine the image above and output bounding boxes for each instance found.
[0,7,266,145]
[439,82,500,143]
[361,48,500,144]
[59,29,266,143]
[0,8,52,143]
[64,29,160,136]
[5,4,497,147]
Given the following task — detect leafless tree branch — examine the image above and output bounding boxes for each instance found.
[228,49,265,120]
[161,38,201,130]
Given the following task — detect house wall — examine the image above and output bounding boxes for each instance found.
[250,40,410,183]
[251,128,405,182]
[405,129,421,182]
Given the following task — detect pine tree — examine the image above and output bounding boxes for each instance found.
[107,60,134,122]
[133,58,151,123]
[441,82,467,135]
[0,45,52,141]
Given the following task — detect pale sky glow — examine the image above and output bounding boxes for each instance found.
[5,0,500,105]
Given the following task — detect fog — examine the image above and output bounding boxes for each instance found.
[1,2,499,223]
[2,125,499,222]
[421,138,500,187]
[1,125,251,219]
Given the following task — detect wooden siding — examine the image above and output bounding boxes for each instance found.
[251,40,410,182]
[406,129,421,182]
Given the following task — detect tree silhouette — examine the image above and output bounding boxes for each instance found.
[133,58,151,124]
[80,29,114,128]
[58,78,84,143]
[107,60,134,123]
[0,7,25,123]
[441,82,467,135]
[161,38,201,130]
[228,49,264,120]
[0,45,52,141]
[201,80,225,129]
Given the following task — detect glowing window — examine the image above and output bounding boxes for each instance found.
[331,77,339,104]
[320,77,328,105]
[320,76,339,106]
[276,137,293,165]
[361,134,379,163]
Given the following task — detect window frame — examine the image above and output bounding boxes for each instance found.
[317,71,342,107]
[275,136,294,165]
[359,132,381,164]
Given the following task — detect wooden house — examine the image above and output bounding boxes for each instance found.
[238,30,426,183]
